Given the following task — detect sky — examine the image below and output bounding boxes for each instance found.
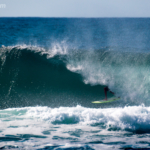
[0,0,150,17]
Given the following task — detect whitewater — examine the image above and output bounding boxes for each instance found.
[0,18,150,149]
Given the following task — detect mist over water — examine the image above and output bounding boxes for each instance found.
[1,18,150,149]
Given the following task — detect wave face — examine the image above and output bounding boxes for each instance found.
[0,44,150,108]
[0,45,104,108]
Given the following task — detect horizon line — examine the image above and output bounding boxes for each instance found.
[0,16,150,18]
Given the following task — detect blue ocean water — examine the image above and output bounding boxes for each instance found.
[0,18,150,149]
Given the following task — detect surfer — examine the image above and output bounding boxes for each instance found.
[104,86,114,100]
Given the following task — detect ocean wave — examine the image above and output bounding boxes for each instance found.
[1,45,150,108]
[1,105,150,133]
[0,45,105,108]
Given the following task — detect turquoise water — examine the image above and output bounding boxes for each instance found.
[0,18,150,149]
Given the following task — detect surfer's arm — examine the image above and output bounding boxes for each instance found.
[110,91,114,95]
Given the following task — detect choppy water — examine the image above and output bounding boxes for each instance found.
[0,18,150,149]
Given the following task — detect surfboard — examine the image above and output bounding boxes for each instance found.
[92,97,120,104]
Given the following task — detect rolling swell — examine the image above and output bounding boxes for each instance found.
[0,46,104,108]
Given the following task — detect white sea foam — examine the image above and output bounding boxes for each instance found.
[1,105,150,132]
[0,43,68,58]
[1,105,150,149]
[67,64,83,72]
[46,41,68,58]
